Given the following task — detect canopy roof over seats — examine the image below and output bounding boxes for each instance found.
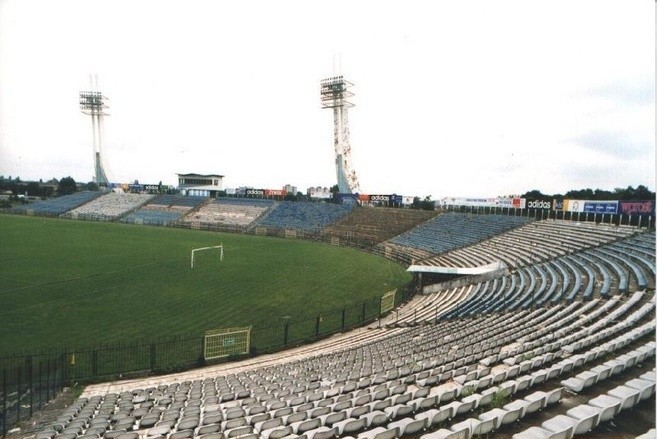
[407,261,505,275]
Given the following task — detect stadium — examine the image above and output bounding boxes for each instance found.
[0,34,655,439]
[1,174,656,439]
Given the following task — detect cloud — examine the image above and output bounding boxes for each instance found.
[579,79,655,107]
[572,130,652,160]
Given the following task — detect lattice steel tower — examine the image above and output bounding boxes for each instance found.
[320,76,361,194]
[79,75,110,185]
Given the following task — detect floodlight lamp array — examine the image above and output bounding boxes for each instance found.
[320,76,354,109]
[79,91,109,114]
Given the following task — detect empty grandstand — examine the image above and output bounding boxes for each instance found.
[321,206,439,247]
[387,213,533,256]
[122,195,207,226]
[33,286,656,439]
[65,193,154,221]
[254,201,354,233]
[182,198,275,231]
[9,191,103,217]
[1,196,655,439]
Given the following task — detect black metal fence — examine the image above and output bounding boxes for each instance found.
[0,282,415,436]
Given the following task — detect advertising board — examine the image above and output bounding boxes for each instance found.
[264,189,287,197]
[619,200,654,215]
[583,201,618,214]
[245,188,265,196]
[562,199,585,212]
[369,194,392,203]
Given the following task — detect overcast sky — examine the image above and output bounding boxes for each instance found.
[0,0,655,198]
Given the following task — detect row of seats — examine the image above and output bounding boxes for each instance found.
[184,199,274,228]
[254,202,354,233]
[121,210,185,226]
[39,290,655,439]
[426,219,639,269]
[149,196,207,209]
[388,213,532,256]
[433,231,655,319]
[9,191,103,216]
[321,208,438,246]
[515,369,655,438]
[67,193,154,220]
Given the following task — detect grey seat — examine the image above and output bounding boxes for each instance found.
[625,378,655,401]
[607,385,641,410]
[358,426,397,439]
[541,414,576,439]
[335,417,367,435]
[512,426,563,439]
[387,417,425,436]
[291,418,321,434]
[565,404,601,435]
[587,395,621,422]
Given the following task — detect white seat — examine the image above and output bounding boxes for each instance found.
[387,417,425,437]
[305,426,336,439]
[419,429,465,439]
[512,426,563,439]
[414,407,451,427]
[587,395,621,422]
[625,378,655,401]
[334,418,366,436]
[358,427,396,439]
[291,418,321,434]
[449,418,479,437]
[362,411,388,428]
[504,400,530,418]
[607,385,641,410]
[541,414,575,439]
[565,404,600,434]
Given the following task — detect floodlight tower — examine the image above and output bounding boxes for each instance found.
[320,76,361,194]
[79,75,110,185]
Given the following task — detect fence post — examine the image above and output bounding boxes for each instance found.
[283,321,290,347]
[46,359,51,402]
[315,315,321,338]
[150,343,157,373]
[92,350,98,380]
[27,356,33,419]
[38,361,42,409]
[2,369,7,437]
[17,366,21,425]
[361,302,366,323]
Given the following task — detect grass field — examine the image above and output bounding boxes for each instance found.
[0,214,412,355]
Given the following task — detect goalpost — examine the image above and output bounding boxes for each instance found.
[191,244,224,268]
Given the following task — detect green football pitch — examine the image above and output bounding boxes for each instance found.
[0,215,412,354]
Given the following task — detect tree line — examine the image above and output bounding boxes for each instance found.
[522,185,654,202]
[0,175,654,207]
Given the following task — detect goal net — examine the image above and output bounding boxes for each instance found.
[380,289,397,314]
[191,244,223,268]
[204,327,251,360]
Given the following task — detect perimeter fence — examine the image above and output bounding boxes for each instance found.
[0,281,416,436]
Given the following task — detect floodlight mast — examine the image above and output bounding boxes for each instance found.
[320,76,361,194]
[79,74,110,186]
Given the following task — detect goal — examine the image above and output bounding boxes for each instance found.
[190,244,224,268]
[204,327,251,360]
[380,289,397,314]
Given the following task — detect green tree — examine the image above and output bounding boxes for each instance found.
[26,181,41,196]
[58,176,77,196]
[85,181,99,191]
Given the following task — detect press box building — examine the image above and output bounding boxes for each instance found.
[177,173,224,197]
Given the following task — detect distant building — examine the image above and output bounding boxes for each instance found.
[177,173,224,197]
[308,186,333,199]
[284,184,297,195]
